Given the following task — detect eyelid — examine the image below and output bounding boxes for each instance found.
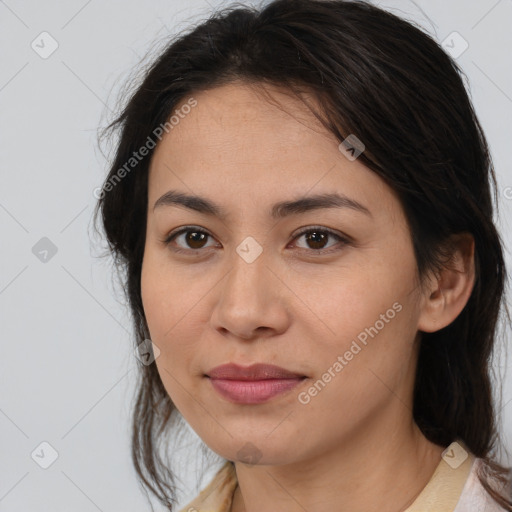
[292,225,350,242]
[290,225,351,254]
[163,225,217,247]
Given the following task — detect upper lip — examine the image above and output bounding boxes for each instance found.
[206,363,305,380]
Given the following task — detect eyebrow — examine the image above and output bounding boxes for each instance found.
[153,190,372,219]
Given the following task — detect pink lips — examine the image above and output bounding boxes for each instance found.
[206,363,306,404]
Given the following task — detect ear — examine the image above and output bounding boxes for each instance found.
[417,233,475,333]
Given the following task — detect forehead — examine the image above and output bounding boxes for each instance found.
[151,81,334,171]
[180,80,321,124]
[147,81,400,224]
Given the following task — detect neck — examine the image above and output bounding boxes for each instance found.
[231,418,444,512]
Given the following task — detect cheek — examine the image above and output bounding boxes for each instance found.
[294,248,418,350]
[140,251,211,412]
[292,292,419,443]
[140,248,206,341]
[294,248,421,401]
[141,282,201,366]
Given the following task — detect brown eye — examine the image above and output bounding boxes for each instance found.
[303,230,329,250]
[292,226,349,254]
[164,227,217,252]
[184,231,208,249]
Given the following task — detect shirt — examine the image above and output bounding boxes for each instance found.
[177,441,508,512]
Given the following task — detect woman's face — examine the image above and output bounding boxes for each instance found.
[141,81,428,465]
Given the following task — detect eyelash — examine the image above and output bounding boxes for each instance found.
[162,225,350,256]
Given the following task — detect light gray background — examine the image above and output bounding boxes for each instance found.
[1,0,511,510]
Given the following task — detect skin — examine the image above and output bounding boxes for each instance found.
[140,81,475,512]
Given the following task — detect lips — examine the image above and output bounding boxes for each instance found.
[205,363,307,404]
[206,363,305,380]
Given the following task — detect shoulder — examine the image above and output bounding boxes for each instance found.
[454,457,510,512]
[177,461,237,512]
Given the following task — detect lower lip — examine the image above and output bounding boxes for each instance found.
[208,377,306,404]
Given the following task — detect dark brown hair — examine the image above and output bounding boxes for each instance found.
[93,0,512,509]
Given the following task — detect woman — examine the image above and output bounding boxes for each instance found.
[94,0,512,510]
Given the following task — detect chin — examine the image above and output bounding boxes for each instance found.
[205,435,303,467]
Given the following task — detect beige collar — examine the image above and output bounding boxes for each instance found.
[404,441,474,512]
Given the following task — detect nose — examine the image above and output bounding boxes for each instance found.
[210,242,291,341]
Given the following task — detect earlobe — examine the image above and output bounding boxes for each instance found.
[417,233,475,333]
